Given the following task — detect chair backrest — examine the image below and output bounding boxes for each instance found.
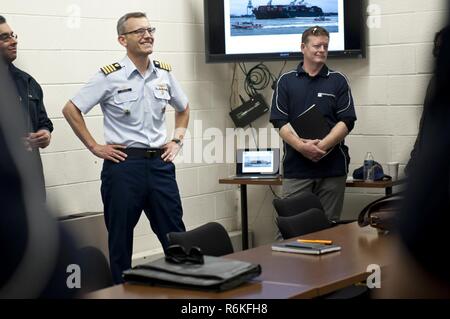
[273,191,324,217]
[276,208,333,239]
[167,222,234,257]
[78,246,113,293]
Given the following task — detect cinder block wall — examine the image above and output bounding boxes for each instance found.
[235,0,448,246]
[2,0,237,257]
[2,0,447,252]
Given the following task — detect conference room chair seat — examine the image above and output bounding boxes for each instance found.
[273,192,368,299]
[273,191,324,218]
[276,208,332,239]
[273,192,355,239]
[167,222,234,256]
[78,246,114,294]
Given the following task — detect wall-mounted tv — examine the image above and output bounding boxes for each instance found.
[204,0,365,63]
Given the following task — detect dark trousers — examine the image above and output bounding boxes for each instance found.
[101,157,185,284]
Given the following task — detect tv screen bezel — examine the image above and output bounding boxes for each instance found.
[204,0,365,63]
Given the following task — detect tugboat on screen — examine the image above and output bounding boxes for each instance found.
[253,0,324,19]
[232,21,263,29]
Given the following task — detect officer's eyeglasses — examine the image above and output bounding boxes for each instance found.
[165,244,204,265]
[0,32,18,42]
[121,27,156,37]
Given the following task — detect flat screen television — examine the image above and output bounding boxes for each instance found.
[204,0,365,63]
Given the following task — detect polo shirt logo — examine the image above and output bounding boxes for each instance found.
[318,93,336,98]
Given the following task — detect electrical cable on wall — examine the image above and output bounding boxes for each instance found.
[238,62,276,97]
[228,62,285,231]
[229,63,240,111]
[275,61,288,88]
[248,123,258,148]
[269,185,281,199]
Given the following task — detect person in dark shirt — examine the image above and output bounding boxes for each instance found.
[405,28,444,176]
[0,15,53,198]
[380,25,450,298]
[270,26,357,221]
[0,51,81,298]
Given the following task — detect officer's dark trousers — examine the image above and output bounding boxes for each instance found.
[101,157,186,284]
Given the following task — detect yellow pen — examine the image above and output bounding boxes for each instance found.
[297,239,333,245]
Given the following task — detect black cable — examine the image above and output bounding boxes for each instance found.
[277,60,288,79]
[248,123,258,148]
[229,63,239,111]
[269,185,281,199]
[239,62,277,97]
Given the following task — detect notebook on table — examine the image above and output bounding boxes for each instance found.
[232,148,280,180]
[271,241,341,255]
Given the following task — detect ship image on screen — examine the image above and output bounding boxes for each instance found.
[204,0,364,62]
[230,0,339,37]
[242,151,274,173]
[224,0,345,56]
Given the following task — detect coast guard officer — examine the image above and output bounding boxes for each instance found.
[62,12,189,283]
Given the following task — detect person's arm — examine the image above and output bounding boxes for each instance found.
[317,73,356,152]
[279,124,325,162]
[317,121,349,151]
[28,82,53,149]
[270,74,326,162]
[161,104,190,162]
[62,100,127,163]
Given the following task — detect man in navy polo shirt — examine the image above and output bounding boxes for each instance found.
[270,26,357,221]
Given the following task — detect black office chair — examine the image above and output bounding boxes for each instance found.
[273,191,324,217]
[78,246,114,294]
[276,208,333,239]
[167,222,234,256]
[273,193,368,299]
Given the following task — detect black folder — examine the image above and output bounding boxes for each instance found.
[289,104,330,140]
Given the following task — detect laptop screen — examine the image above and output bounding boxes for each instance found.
[242,150,274,174]
[236,149,280,175]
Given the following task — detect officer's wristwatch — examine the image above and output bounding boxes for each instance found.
[171,138,183,147]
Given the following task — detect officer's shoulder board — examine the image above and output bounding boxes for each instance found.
[153,60,172,72]
[100,63,122,76]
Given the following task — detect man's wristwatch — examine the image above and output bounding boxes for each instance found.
[171,138,183,147]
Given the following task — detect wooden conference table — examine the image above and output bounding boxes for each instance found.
[219,176,403,250]
[88,223,389,299]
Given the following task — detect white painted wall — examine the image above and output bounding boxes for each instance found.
[2,0,447,253]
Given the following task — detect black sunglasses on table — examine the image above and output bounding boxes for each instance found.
[165,244,204,265]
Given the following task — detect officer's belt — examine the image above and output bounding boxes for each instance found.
[124,148,163,159]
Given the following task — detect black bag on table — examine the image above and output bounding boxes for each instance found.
[122,256,261,292]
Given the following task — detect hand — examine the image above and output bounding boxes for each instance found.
[22,137,32,152]
[91,144,127,163]
[27,130,51,149]
[316,140,329,153]
[298,139,326,162]
[161,141,181,163]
